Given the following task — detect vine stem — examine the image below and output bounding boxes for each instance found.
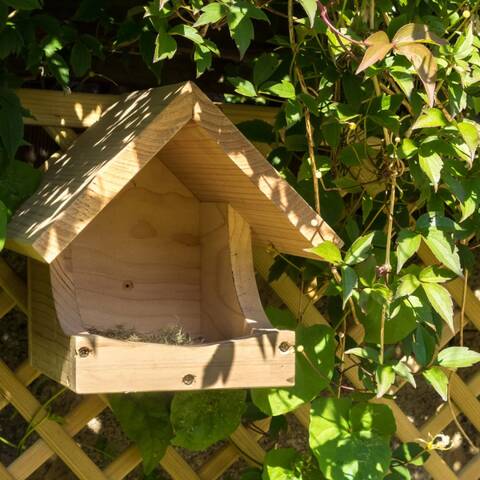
[460,268,468,346]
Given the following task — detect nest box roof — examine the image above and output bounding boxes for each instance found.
[7,82,340,263]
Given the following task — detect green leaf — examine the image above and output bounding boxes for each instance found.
[70,41,91,77]
[345,346,380,362]
[154,31,177,62]
[341,265,357,307]
[376,365,395,398]
[396,230,421,273]
[412,108,448,129]
[227,9,254,59]
[392,442,430,466]
[412,326,436,367]
[393,361,416,388]
[395,273,420,298]
[3,0,41,9]
[392,23,447,46]
[0,201,7,251]
[262,448,302,480]
[344,232,375,265]
[46,53,70,89]
[298,0,317,27]
[110,393,173,474]
[310,398,394,480]
[228,77,257,97]
[171,390,246,450]
[306,240,342,265]
[0,89,24,164]
[419,265,453,283]
[423,229,463,276]
[265,80,296,99]
[169,24,203,44]
[418,150,443,191]
[457,120,479,166]
[437,347,480,368]
[253,53,280,87]
[422,366,448,401]
[422,282,454,331]
[251,325,336,416]
[194,2,226,26]
[265,306,297,330]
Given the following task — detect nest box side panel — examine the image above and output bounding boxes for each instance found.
[28,259,77,389]
[64,157,202,335]
[200,203,271,341]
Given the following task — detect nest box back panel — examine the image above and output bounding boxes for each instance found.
[61,156,202,336]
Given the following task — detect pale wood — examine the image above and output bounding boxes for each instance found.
[44,126,79,151]
[17,88,277,129]
[103,445,141,479]
[0,290,16,319]
[8,82,339,263]
[0,359,108,480]
[447,373,480,432]
[459,454,480,480]
[0,361,39,411]
[0,258,27,314]
[160,448,201,480]
[201,203,270,340]
[230,424,266,466]
[0,464,13,480]
[198,418,270,480]
[421,370,480,436]
[8,396,106,479]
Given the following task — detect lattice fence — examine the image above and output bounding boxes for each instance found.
[0,90,478,479]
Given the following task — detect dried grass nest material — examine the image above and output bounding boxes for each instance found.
[87,324,205,345]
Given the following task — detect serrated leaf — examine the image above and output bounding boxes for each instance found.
[356,31,393,73]
[251,325,336,416]
[376,365,395,398]
[457,121,479,166]
[171,390,246,450]
[194,2,226,27]
[341,265,357,307]
[422,366,448,401]
[422,282,454,331]
[344,232,375,265]
[412,108,448,129]
[110,393,173,474]
[306,240,342,265]
[227,9,254,59]
[298,0,317,27]
[396,230,421,273]
[418,150,443,191]
[396,43,437,107]
[419,265,453,283]
[345,346,380,362]
[253,52,280,87]
[265,80,296,99]
[393,361,416,388]
[263,448,302,480]
[392,23,447,46]
[395,273,420,298]
[154,31,177,62]
[228,77,257,97]
[169,24,203,44]
[437,347,480,368]
[423,229,463,277]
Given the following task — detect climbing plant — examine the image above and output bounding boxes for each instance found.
[2,0,480,478]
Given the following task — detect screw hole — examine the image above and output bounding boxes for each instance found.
[78,347,91,358]
[279,341,292,353]
[182,374,195,385]
[123,280,134,290]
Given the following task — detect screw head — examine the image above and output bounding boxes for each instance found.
[279,341,291,353]
[122,280,134,290]
[182,374,195,385]
[78,347,91,358]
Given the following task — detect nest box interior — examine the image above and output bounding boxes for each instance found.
[8,82,340,394]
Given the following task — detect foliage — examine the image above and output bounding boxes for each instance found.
[3,0,480,478]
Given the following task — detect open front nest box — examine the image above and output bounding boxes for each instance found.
[7,82,340,394]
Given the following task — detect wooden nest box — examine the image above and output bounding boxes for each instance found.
[7,82,339,394]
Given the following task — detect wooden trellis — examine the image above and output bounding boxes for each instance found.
[0,89,478,479]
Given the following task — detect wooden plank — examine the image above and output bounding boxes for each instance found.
[160,448,201,480]
[0,258,27,314]
[421,371,480,436]
[0,464,14,480]
[103,445,140,479]
[8,396,106,479]
[459,454,480,480]
[0,359,108,480]
[43,126,79,151]
[229,424,266,467]
[0,291,16,319]
[0,361,40,412]
[17,89,278,129]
